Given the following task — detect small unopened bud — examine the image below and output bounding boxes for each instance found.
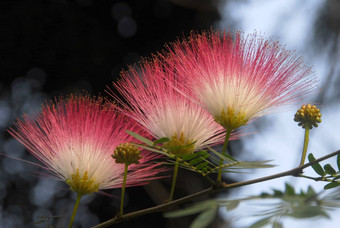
[112,143,142,165]
[294,104,322,129]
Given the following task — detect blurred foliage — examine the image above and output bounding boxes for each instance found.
[313,0,340,104]
[166,183,340,228]
[313,0,340,47]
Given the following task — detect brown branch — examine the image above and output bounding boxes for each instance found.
[92,150,340,228]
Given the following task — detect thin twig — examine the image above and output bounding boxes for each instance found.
[92,150,340,228]
[92,188,213,228]
[299,175,326,182]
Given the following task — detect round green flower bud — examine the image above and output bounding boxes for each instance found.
[294,104,322,129]
[112,143,143,165]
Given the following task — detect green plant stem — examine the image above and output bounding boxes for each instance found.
[92,149,340,228]
[217,129,232,184]
[300,126,310,166]
[299,174,331,182]
[169,158,180,202]
[119,163,129,216]
[68,194,82,228]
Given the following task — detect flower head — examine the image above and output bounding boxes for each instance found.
[112,60,227,155]
[164,30,317,131]
[8,95,163,196]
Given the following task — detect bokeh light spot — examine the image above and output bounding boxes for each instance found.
[117,17,137,38]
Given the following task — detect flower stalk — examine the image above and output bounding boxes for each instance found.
[217,128,232,185]
[112,142,143,215]
[119,163,129,216]
[300,126,310,166]
[68,194,82,228]
[169,158,180,202]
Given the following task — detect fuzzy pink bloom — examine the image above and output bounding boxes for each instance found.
[8,95,163,195]
[112,60,228,154]
[163,30,317,130]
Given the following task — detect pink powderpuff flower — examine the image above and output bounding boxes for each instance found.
[112,59,229,155]
[8,94,164,196]
[163,30,317,131]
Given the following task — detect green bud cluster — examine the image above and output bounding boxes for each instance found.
[294,104,322,129]
[112,143,143,165]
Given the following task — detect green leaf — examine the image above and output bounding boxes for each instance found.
[260,192,270,197]
[285,183,295,195]
[125,130,154,146]
[306,186,316,197]
[337,153,340,171]
[176,151,214,175]
[196,162,209,170]
[333,175,340,180]
[289,205,329,218]
[165,201,216,218]
[231,160,274,169]
[185,152,209,166]
[308,153,325,176]
[249,216,272,228]
[189,157,205,166]
[273,222,283,228]
[207,146,237,161]
[190,206,218,228]
[177,151,215,176]
[273,189,283,197]
[299,189,306,196]
[135,144,170,156]
[324,164,336,175]
[181,151,206,160]
[324,182,340,190]
[225,200,239,211]
[154,137,170,144]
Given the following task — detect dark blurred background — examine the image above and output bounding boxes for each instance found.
[0,0,222,227]
[0,0,339,227]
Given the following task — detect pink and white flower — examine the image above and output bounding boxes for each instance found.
[164,30,317,131]
[8,95,163,196]
[113,60,227,154]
